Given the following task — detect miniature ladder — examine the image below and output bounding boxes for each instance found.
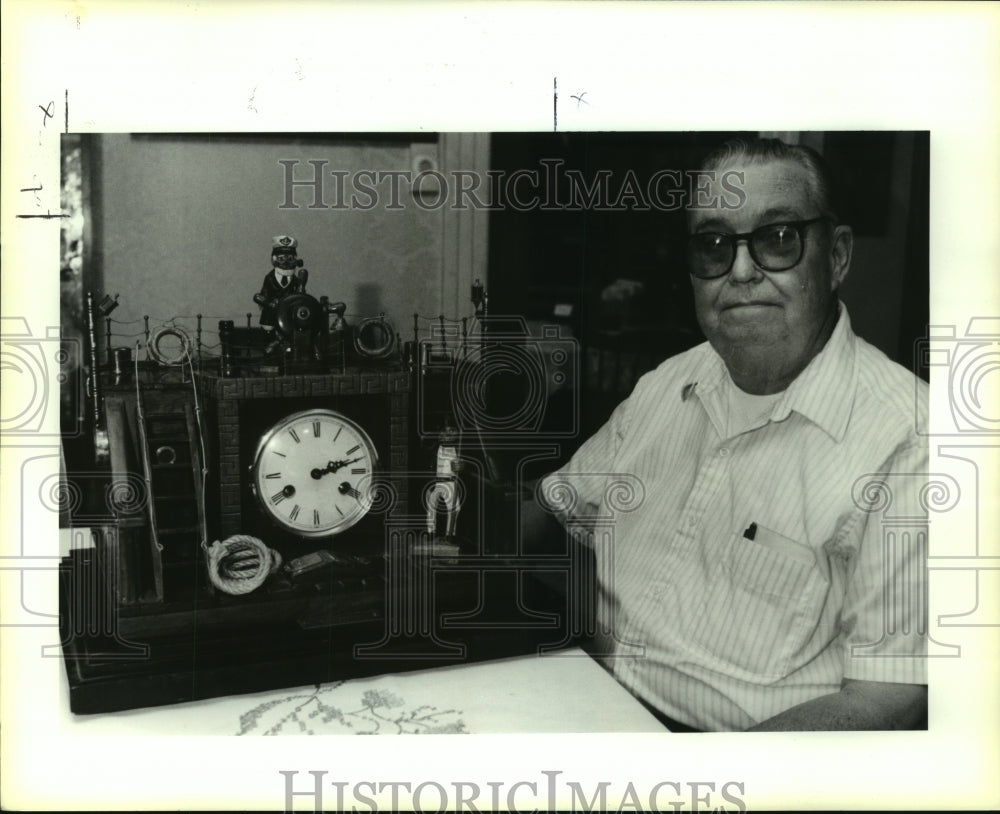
[135,403,207,599]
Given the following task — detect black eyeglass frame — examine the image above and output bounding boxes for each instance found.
[686,216,832,280]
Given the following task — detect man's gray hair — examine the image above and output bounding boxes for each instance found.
[701,137,840,222]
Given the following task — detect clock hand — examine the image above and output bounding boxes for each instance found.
[312,456,364,479]
[310,459,347,479]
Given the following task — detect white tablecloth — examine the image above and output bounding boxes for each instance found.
[59,648,667,735]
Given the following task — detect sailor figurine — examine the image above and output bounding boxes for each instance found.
[426,416,463,542]
[253,235,309,329]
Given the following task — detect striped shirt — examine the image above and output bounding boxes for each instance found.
[541,304,928,731]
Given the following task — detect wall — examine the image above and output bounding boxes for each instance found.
[835,133,920,365]
[90,134,489,356]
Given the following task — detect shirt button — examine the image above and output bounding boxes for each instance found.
[719,447,730,457]
[687,516,698,527]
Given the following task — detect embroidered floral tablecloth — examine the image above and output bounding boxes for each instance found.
[60,649,667,735]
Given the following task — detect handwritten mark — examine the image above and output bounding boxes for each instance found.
[20,176,42,208]
[16,211,70,219]
[39,101,55,127]
[571,91,590,109]
[553,76,558,132]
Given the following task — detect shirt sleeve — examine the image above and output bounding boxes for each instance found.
[840,437,929,685]
[538,392,634,525]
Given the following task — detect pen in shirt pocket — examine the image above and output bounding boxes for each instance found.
[739,521,819,569]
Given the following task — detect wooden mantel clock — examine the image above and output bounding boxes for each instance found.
[59,271,579,716]
[60,315,433,716]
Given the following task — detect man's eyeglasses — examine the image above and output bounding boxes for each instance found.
[686,217,829,280]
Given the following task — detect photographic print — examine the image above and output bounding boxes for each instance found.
[2,2,998,812]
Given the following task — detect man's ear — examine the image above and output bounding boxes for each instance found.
[829,224,853,290]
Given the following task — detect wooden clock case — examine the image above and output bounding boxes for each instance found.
[60,330,578,714]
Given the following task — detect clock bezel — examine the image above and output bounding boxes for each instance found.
[249,407,380,539]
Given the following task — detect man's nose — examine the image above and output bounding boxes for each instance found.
[729,240,761,283]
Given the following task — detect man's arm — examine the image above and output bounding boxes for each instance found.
[520,490,593,555]
[747,679,927,731]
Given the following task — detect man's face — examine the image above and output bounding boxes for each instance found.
[688,158,852,394]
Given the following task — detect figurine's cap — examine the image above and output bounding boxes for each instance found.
[272,235,298,251]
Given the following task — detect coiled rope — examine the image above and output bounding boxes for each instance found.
[202,535,283,595]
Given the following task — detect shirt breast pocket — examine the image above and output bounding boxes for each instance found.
[685,530,830,681]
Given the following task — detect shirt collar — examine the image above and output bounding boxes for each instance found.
[684,303,857,442]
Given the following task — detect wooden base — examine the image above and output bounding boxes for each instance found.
[59,548,581,714]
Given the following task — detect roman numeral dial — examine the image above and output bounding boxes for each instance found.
[251,409,379,538]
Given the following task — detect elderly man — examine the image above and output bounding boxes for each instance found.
[529,138,928,731]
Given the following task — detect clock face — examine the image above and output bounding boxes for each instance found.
[250,408,379,538]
